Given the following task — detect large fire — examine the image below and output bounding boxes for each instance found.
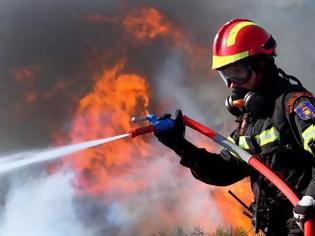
[66,61,152,195]
[61,6,253,234]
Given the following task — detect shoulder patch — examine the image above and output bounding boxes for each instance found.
[286,91,313,114]
[294,100,315,120]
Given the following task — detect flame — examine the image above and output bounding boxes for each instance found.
[60,60,224,233]
[11,65,39,106]
[122,7,197,54]
[11,65,75,108]
[85,7,207,57]
[214,179,254,233]
[65,61,152,194]
[123,7,173,41]
[11,65,39,83]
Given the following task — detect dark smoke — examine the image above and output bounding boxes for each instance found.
[0,0,315,235]
[1,0,314,150]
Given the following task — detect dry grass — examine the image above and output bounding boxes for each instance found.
[152,226,248,236]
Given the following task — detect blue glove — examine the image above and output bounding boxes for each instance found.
[146,113,175,133]
[147,110,186,152]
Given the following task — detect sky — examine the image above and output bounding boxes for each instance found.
[0,0,315,235]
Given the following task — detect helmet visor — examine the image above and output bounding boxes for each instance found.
[218,62,252,87]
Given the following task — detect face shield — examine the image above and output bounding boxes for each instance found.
[218,61,252,87]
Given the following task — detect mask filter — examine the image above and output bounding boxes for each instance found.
[225,96,245,117]
[225,88,249,117]
[244,91,271,117]
[225,89,270,117]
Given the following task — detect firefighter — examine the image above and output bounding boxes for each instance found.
[151,19,315,235]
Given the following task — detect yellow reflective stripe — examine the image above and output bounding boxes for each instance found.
[226,136,238,157]
[227,149,238,158]
[227,136,235,144]
[227,21,257,47]
[255,127,280,147]
[212,51,249,69]
[302,125,315,154]
[239,136,249,150]
[238,127,279,151]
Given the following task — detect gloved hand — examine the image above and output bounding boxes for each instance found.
[148,109,186,152]
[293,195,315,228]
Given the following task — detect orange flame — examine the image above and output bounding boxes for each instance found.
[11,65,75,107]
[123,7,173,41]
[122,7,198,54]
[11,65,39,83]
[11,65,39,107]
[66,61,152,194]
[85,7,207,57]
[214,179,254,233]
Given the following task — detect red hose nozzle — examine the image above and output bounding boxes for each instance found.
[128,125,155,138]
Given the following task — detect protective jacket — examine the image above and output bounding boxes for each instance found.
[174,71,315,235]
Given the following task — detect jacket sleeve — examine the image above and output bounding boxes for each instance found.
[289,96,315,197]
[173,131,251,186]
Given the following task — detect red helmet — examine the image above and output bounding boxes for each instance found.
[212,19,276,70]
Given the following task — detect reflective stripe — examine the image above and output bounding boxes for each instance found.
[239,136,249,150]
[227,136,235,144]
[255,127,280,147]
[238,127,280,151]
[302,125,315,154]
[227,21,257,47]
[226,136,238,157]
[212,51,249,69]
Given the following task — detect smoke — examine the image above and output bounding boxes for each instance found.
[0,172,96,236]
[1,0,315,235]
[0,156,221,236]
[152,51,232,133]
[74,156,222,235]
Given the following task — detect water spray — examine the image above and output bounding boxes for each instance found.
[0,116,154,175]
[0,134,130,175]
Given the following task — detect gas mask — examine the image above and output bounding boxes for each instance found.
[225,89,271,118]
[219,60,271,118]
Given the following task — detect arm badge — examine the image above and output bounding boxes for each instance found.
[294,100,315,120]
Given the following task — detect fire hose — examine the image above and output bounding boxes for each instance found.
[128,114,314,236]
